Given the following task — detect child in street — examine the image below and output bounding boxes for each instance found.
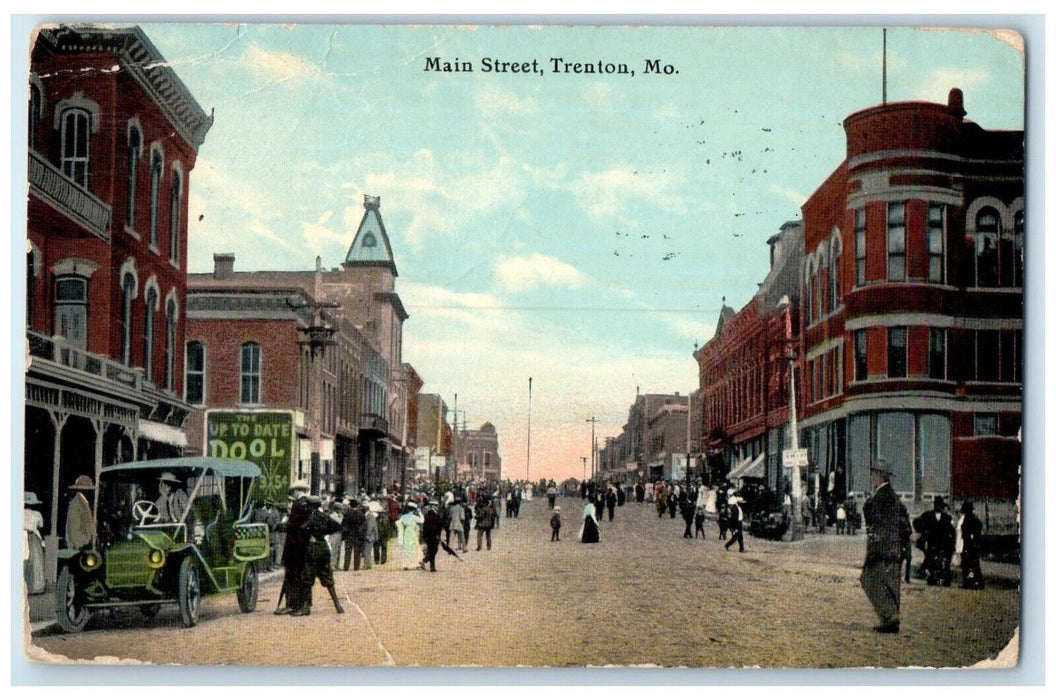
[550,506,562,541]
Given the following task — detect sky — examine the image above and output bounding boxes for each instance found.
[132,22,1024,482]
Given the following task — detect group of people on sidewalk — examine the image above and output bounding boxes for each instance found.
[860,460,987,635]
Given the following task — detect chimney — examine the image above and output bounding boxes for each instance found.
[948,88,966,122]
[213,253,234,279]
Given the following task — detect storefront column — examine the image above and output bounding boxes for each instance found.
[45,410,69,583]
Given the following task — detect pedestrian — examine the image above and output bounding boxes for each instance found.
[680,492,695,539]
[363,501,379,569]
[668,487,679,519]
[899,502,914,584]
[293,495,345,616]
[448,499,467,553]
[550,506,562,541]
[326,497,346,570]
[635,480,645,504]
[724,497,745,552]
[920,496,956,587]
[958,501,985,590]
[475,496,497,551]
[836,503,847,534]
[694,483,709,539]
[580,499,601,544]
[717,487,730,540]
[605,485,617,522]
[547,482,557,510]
[421,500,443,572]
[656,483,667,518]
[65,475,96,550]
[24,492,46,595]
[860,461,903,633]
[462,498,473,548]
[396,502,425,570]
[617,483,626,507]
[374,503,392,565]
[275,483,310,615]
[342,499,366,570]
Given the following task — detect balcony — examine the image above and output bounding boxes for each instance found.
[27,330,141,391]
[358,412,389,437]
[28,149,111,241]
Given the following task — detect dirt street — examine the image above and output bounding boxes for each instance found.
[27,497,1019,668]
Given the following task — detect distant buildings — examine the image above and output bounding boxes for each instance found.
[25,25,211,578]
[456,422,503,483]
[598,392,692,483]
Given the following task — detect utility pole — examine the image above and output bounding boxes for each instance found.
[586,417,599,480]
[526,377,532,484]
[581,456,587,482]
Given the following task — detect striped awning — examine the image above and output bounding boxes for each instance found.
[727,453,765,481]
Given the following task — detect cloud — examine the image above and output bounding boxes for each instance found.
[474,84,539,119]
[495,254,587,292]
[242,43,320,87]
[584,81,613,111]
[301,209,346,254]
[567,166,685,222]
[768,183,808,207]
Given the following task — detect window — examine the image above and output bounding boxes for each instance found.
[887,202,906,281]
[927,204,945,283]
[975,208,1000,287]
[149,148,164,249]
[60,108,91,187]
[829,241,840,312]
[186,341,205,404]
[169,168,182,264]
[165,298,177,391]
[854,329,868,381]
[1001,330,1022,383]
[974,414,997,436]
[126,125,142,229]
[975,329,999,381]
[855,208,866,286]
[1013,211,1024,287]
[54,276,88,350]
[121,273,135,364]
[241,342,261,403]
[143,287,158,382]
[887,327,907,378]
[928,328,946,380]
[28,83,41,148]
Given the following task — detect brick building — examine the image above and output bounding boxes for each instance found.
[694,221,803,490]
[184,195,414,497]
[25,25,211,578]
[599,392,693,483]
[456,422,503,483]
[798,89,1022,529]
[416,393,453,480]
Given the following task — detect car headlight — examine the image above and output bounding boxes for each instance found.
[146,549,166,569]
[81,550,103,572]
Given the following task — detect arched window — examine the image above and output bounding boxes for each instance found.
[165,297,178,391]
[144,286,158,383]
[855,208,867,286]
[60,108,91,187]
[121,272,136,364]
[28,83,41,149]
[169,166,183,264]
[185,341,205,404]
[829,242,840,312]
[927,204,946,283]
[149,147,164,249]
[1013,210,1024,287]
[126,124,142,229]
[975,208,1000,287]
[241,342,261,404]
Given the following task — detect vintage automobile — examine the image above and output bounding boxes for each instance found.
[55,457,269,632]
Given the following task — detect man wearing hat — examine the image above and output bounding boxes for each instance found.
[155,472,189,524]
[860,460,905,633]
[420,500,443,572]
[918,496,956,587]
[65,475,95,550]
[275,483,311,615]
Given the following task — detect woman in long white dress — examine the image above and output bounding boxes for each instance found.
[395,503,425,570]
[24,492,45,594]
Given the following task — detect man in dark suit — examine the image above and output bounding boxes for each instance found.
[861,461,904,633]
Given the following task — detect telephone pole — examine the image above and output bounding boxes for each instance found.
[586,417,599,480]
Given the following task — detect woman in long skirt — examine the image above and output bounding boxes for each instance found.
[580,499,601,544]
[396,503,425,569]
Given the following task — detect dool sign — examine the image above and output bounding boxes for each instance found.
[206,411,294,506]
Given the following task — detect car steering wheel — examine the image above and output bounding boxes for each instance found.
[133,500,160,526]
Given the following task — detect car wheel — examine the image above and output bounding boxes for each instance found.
[177,558,201,628]
[139,603,161,618]
[237,562,258,613]
[55,565,89,633]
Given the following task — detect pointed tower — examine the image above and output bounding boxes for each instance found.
[344,194,398,276]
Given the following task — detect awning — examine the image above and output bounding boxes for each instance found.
[727,453,765,481]
[138,419,188,448]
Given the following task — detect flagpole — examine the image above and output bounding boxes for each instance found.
[527,377,532,484]
[882,27,888,105]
